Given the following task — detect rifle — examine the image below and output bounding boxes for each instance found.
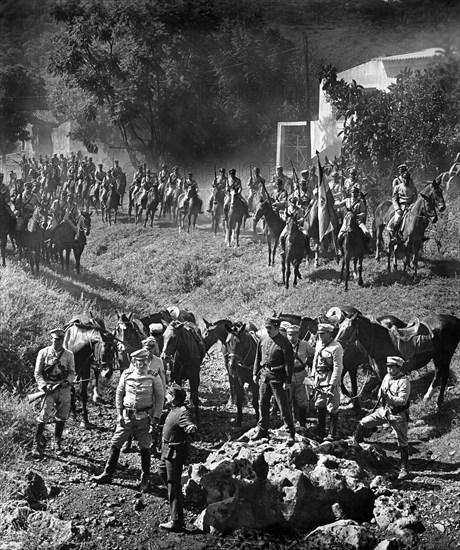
[260,178,273,206]
[27,378,91,404]
[291,161,301,197]
[213,164,217,186]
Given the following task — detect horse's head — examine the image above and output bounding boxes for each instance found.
[160,321,182,361]
[343,209,358,232]
[224,322,247,367]
[114,311,143,352]
[79,211,92,236]
[93,334,118,379]
[431,178,446,212]
[254,199,270,223]
[202,318,224,349]
[420,191,439,224]
[335,313,358,345]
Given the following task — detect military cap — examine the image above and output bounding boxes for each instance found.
[167,305,181,319]
[398,164,408,172]
[50,328,65,339]
[386,356,404,367]
[149,322,164,335]
[228,168,236,176]
[331,171,340,178]
[317,323,335,334]
[25,180,34,187]
[61,190,68,196]
[172,166,178,171]
[187,171,193,176]
[114,159,119,163]
[130,348,150,360]
[142,337,158,349]
[351,186,360,193]
[286,324,300,334]
[264,316,281,327]
[276,165,283,170]
[279,321,291,332]
[162,163,167,168]
[326,307,344,324]
[300,170,309,176]
[171,383,187,403]
[219,167,225,173]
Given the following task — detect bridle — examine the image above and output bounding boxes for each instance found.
[226,331,256,368]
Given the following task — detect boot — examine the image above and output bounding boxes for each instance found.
[54,421,65,455]
[121,436,133,453]
[352,422,366,445]
[92,446,120,484]
[32,422,46,458]
[298,407,307,428]
[398,447,409,480]
[325,413,338,440]
[139,448,151,492]
[316,408,327,441]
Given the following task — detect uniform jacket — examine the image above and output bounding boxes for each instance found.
[253,332,294,383]
[379,372,411,408]
[116,367,165,420]
[35,346,75,389]
[336,197,367,222]
[292,339,315,371]
[312,339,343,387]
[392,182,418,211]
[227,176,242,194]
[162,405,196,446]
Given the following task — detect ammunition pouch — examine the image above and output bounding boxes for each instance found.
[390,401,410,415]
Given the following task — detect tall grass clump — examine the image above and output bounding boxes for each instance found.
[0,388,34,467]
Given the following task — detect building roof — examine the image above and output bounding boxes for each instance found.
[374,48,442,62]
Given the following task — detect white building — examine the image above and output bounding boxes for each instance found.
[311,47,442,160]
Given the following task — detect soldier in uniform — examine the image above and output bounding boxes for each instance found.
[335,186,371,249]
[159,384,197,532]
[17,180,41,226]
[272,178,288,213]
[312,323,343,441]
[271,166,288,193]
[343,167,361,197]
[184,172,204,213]
[142,337,167,392]
[352,356,411,480]
[0,173,16,224]
[112,159,123,179]
[168,166,183,192]
[286,324,315,427]
[329,171,342,200]
[252,316,295,444]
[247,166,266,205]
[93,348,165,492]
[94,163,106,186]
[392,164,414,190]
[206,167,227,212]
[224,168,251,219]
[387,171,418,243]
[32,328,76,458]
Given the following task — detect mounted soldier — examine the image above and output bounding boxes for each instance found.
[335,186,371,249]
[112,159,123,179]
[329,171,342,200]
[224,168,251,219]
[0,173,16,225]
[247,166,266,206]
[271,166,288,193]
[387,171,418,244]
[297,169,314,207]
[207,167,227,212]
[16,180,41,228]
[159,164,169,187]
[392,164,414,190]
[168,166,183,191]
[184,172,204,213]
[343,167,362,198]
[272,178,288,214]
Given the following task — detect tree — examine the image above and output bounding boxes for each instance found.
[0,65,44,165]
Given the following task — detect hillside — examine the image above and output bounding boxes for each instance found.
[0,203,460,548]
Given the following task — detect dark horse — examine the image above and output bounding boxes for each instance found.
[281,214,310,289]
[0,201,16,267]
[64,316,118,428]
[374,180,446,274]
[160,321,204,417]
[101,183,120,225]
[224,322,259,427]
[339,209,365,291]
[163,186,181,224]
[15,205,45,273]
[336,312,460,407]
[210,187,225,236]
[113,311,147,371]
[50,211,92,274]
[143,185,160,228]
[225,192,246,247]
[253,199,285,266]
[178,188,201,233]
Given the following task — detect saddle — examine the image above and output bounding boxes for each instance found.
[182,321,206,360]
[388,318,434,360]
[64,315,106,332]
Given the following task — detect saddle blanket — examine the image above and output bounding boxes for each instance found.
[389,318,434,360]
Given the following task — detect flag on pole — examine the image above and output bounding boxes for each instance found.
[316,151,339,243]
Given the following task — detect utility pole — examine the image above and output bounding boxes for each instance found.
[303,34,312,167]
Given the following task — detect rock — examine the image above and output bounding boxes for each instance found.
[434,523,445,533]
[388,515,425,535]
[373,540,400,550]
[304,519,375,549]
[27,511,74,548]
[409,424,437,442]
[374,494,423,535]
[9,470,48,504]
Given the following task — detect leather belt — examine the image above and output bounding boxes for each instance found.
[264,365,284,372]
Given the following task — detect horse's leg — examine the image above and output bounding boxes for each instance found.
[80,379,91,428]
[250,381,259,422]
[340,256,345,283]
[233,374,245,427]
[143,208,148,228]
[190,375,200,421]
[267,236,272,266]
[345,257,350,292]
[272,237,279,267]
[424,351,451,407]
[235,222,241,247]
[413,243,421,277]
[93,368,102,403]
[282,252,286,286]
[357,255,364,286]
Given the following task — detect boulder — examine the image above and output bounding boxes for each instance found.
[27,511,74,548]
[373,494,424,534]
[9,470,48,505]
[304,519,376,550]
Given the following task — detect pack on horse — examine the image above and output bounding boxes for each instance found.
[336,312,460,408]
[101,182,120,225]
[280,213,310,289]
[374,180,446,274]
[223,322,260,427]
[113,311,148,371]
[339,209,365,291]
[64,315,118,428]
[210,187,225,236]
[50,211,92,274]
[143,185,161,228]
[177,188,201,233]
[160,321,204,418]
[253,199,285,266]
[303,198,340,268]
[15,205,46,273]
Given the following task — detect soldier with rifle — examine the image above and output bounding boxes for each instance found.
[31,328,76,458]
[206,166,227,213]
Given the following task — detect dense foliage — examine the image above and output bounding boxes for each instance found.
[319,51,460,202]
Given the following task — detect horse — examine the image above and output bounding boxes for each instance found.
[116,174,127,210]
[77,175,92,211]
[202,318,233,405]
[303,199,340,268]
[128,184,140,220]
[336,312,460,407]
[281,214,310,289]
[64,316,118,428]
[160,321,204,418]
[210,187,225,236]
[0,202,16,267]
[339,209,365,291]
[177,189,201,233]
[224,322,260,427]
[225,192,247,247]
[101,183,120,225]
[15,205,45,273]
[253,199,285,266]
[50,211,92,274]
[113,311,147,371]
[163,186,181,224]
[374,180,446,274]
[144,185,160,227]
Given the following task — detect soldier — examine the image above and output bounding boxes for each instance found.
[312,323,344,441]
[158,163,169,187]
[224,168,251,219]
[32,328,76,458]
[392,164,414,190]
[206,167,227,212]
[286,324,315,427]
[335,186,371,249]
[95,163,106,185]
[387,171,418,244]
[0,173,16,224]
[184,172,204,213]
[112,159,123,179]
[297,169,314,206]
[252,316,296,444]
[352,356,411,480]
[271,165,288,192]
[329,171,342,200]
[87,157,96,178]
[168,166,183,191]
[142,337,167,392]
[159,384,197,532]
[18,180,41,224]
[247,166,266,204]
[343,167,362,197]
[92,348,165,491]
[272,178,288,213]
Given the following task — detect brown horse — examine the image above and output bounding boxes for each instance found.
[116,174,127,209]
[374,180,446,274]
[50,211,92,274]
[101,183,120,224]
[144,185,160,227]
[178,190,201,233]
[210,187,225,236]
[160,321,204,418]
[339,209,365,291]
[336,312,460,407]
[253,199,285,266]
[224,322,260,427]
[163,186,181,224]
[225,192,246,247]
[15,205,45,273]
[281,214,310,289]
[113,311,147,371]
